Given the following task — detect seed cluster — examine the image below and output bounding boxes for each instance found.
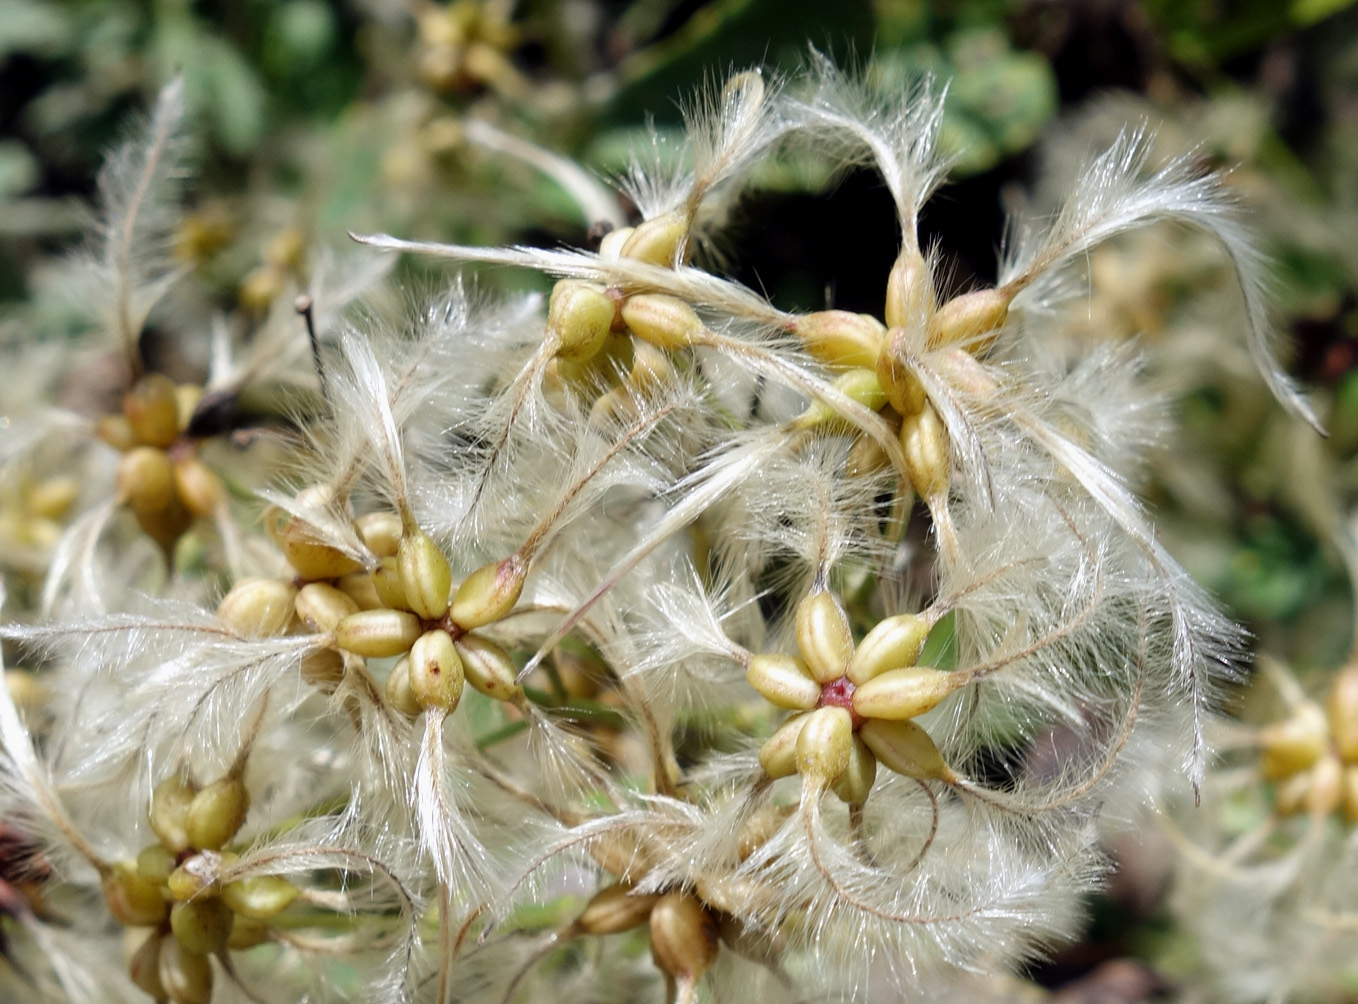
[0,472,78,573]
[218,503,526,715]
[1259,664,1358,820]
[99,373,225,555]
[749,589,958,802]
[105,775,299,1004]
[0,58,1323,1004]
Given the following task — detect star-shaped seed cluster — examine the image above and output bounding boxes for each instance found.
[747,589,960,803]
[1259,664,1358,820]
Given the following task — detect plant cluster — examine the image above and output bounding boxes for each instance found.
[0,54,1327,1004]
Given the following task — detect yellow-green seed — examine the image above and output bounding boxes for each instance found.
[385,656,422,716]
[1308,755,1343,817]
[227,914,272,950]
[1259,703,1327,781]
[103,863,169,927]
[900,401,948,500]
[167,851,235,901]
[831,736,878,806]
[398,531,453,619]
[150,776,198,853]
[137,844,177,885]
[884,248,936,331]
[793,368,888,430]
[757,713,808,780]
[1274,771,1310,817]
[619,212,687,267]
[335,570,383,610]
[629,340,674,390]
[1327,665,1358,762]
[370,556,412,611]
[174,384,203,432]
[116,446,177,514]
[186,777,250,851]
[598,226,634,260]
[795,706,854,786]
[170,897,234,955]
[157,935,214,1004]
[355,511,403,558]
[549,280,618,362]
[877,342,928,417]
[172,456,224,519]
[1343,765,1358,823]
[278,516,361,581]
[97,413,138,451]
[620,294,703,350]
[927,287,1010,351]
[26,476,79,520]
[794,311,886,370]
[221,875,300,919]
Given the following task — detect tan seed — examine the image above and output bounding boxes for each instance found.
[398,531,453,619]
[794,706,854,786]
[795,590,854,684]
[334,609,423,658]
[746,653,820,710]
[157,935,213,1004]
[408,629,465,712]
[846,613,932,685]
[859,718,955,782]
[450,556,525,629]
[649,891,719,986]
[124,373,182,449]
[217,578,298,638]
[455,633,523,702]
[851,666,962,721]
[576,883,661,935]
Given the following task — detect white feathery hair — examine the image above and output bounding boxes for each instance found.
[618,66,791,241]
[1000,127,1319,432]
[791,49,951,253]
[68,75,190,368]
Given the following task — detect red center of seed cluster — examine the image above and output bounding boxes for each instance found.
[818,676,865,729]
